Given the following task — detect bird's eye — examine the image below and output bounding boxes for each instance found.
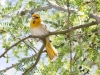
[32,16,39,19]
[35,17,39,19]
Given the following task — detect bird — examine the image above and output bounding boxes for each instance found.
[30,14,58,62]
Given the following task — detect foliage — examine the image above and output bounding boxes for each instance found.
[0,0,100,75]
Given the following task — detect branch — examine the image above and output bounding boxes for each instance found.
[0,21,97,58]
[30,5,52,14]
[0,35,31,58]
[0,49,47,72]
[22,40,46,75]
[19,0,77,16]
[0,35,44,58]
[0,0,77,21]
[0,64,16,72]
[50,21,97,35]
[30,1,76,14]
[18,0,76,15]
[89,13,100,24]
[0,53,37,72]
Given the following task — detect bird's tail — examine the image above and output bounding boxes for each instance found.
[46,38,58,62]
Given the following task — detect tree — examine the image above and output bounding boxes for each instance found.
[0,0,100,75]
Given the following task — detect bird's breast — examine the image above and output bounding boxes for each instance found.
[30,25,49,36]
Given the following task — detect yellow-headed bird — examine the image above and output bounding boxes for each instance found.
[30,14,58,62]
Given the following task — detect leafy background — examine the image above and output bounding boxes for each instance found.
[0,0,100,75]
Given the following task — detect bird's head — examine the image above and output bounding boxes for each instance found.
[32,14,42,24]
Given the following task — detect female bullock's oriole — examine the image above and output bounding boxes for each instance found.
[30,14,58,62]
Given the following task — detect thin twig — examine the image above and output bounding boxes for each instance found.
[22,39,46,75]
[27,39,39,51]
[66,0,72,75]
[22,40,37,53]
[10,31,37,53]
